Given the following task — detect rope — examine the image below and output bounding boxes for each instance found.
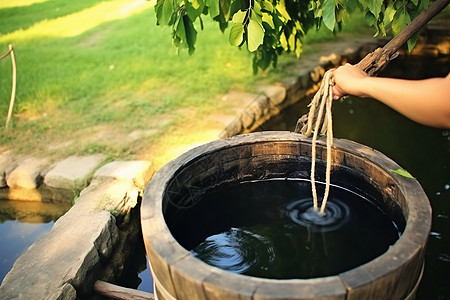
[299,70,335,215]
[2,44,17,129]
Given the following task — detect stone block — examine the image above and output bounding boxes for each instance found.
[78,179,141,220]
[0,151,16,188]
[49,283,77,300]
[310,66,325,83]
[220,118,243,138]
[0,209,119,299]
[240,110,256,130]
[6,157,49,189]
[221,92,257,111]
[319,52,342,66]
[92,160,154,190]
[44,154,106,190]
[258,85,287,106]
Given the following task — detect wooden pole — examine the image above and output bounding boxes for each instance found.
[5,44,17,129]
[93,280,155,300]
[356,0,449,75]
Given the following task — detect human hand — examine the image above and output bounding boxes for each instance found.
[331,63,369,100]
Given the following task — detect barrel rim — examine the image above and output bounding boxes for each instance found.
[141,131,432,299]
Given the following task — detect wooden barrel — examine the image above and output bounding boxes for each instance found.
[141,131,431,300]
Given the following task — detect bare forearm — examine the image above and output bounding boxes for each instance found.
[359,75,450,128]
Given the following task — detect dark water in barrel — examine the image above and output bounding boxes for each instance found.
[170,178,402,279]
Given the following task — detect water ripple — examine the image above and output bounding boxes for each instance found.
[286,198,351,232]
[191,228,275,274]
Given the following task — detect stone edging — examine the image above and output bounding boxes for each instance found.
[0,159,154,299]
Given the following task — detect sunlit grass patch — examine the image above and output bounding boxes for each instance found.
[0,0,49,9]
[0,0,148,42]
[0,0,105,34]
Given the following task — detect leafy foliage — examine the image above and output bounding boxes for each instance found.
[390,168,415,179]
[154,0,431,72]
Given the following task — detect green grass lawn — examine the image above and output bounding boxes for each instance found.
[0,0,370,160]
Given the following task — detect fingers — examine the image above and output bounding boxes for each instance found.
[330,63,358,100]
[332,85,344,100]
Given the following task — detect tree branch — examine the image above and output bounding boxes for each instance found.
[356,0,449,76]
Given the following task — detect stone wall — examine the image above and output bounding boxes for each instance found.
[0,159,154,299]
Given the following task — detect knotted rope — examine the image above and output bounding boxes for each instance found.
[295,70,335,215]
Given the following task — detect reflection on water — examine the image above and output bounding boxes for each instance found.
[0,200,70,284]
[192,227,276,274]
[119,232,154,293]
[0,220,54,282]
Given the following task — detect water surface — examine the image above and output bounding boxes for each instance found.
[0,200,70,283]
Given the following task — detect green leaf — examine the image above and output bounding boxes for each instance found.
[276,0,291,21]
[159,0,174,26]
[206,0,220,18]
[365,11,376,27]
[232,10,247,23]
[407,30,420,52]
[229,23,245,46]
[262,12,274,28]
[247,18,264,52]
[189,0,201,9]
[314,7,322,18]
[253,1,262,15]
[288,31,295,50]
[295,37,302,57]
[175,16,186,46]
[384,3,396,23]
[183,15,197,55]
[368,0,383,19]
[322,0,336,31]
[260,0,273,12]
[392,9,410,35]
[390,168,415,179]
[251,7,263,24]
[280,31,288,50]
[378,19,386,36]
[345,0,357,12]
[219,0,231,21]
[419,0,429,11]
[186,0,204,21]
[336,7,346,23]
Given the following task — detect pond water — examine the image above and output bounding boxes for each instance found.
[0,200,71,283]
[0,197,154,293]
[257,55,449,300]
[119,234,154,293]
